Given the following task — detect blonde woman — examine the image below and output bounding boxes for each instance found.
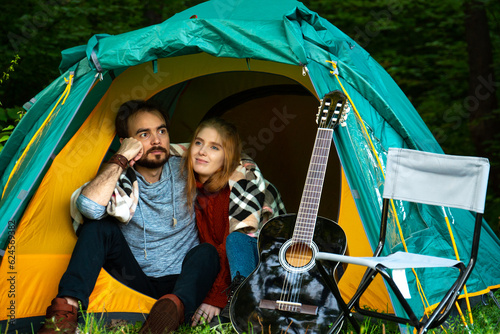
[182,118,285,325]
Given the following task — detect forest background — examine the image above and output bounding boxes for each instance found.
[0,0,499,235]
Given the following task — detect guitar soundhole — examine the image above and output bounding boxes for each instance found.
[279,240,318,273]
[285,243,313,268]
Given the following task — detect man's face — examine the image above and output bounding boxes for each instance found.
[128,110,170,168]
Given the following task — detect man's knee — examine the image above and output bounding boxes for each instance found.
[184,243,219,270]
[76,218,121,238]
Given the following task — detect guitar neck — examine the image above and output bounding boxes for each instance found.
[293,128,333,244]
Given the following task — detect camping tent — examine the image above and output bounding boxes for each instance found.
[1,0,499,332]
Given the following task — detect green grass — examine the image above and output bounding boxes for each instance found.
[77,311,238,334]
[343,289,500,334]
[11,290,497,334]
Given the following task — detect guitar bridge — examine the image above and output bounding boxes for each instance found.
[259,299,318,315]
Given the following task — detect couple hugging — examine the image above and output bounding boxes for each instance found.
[38,100,285,334]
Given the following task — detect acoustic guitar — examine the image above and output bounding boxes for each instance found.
[230,90,349,334]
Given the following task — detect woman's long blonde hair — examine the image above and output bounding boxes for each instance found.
[183,117,242,207]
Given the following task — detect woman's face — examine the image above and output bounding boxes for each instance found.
[191,127,225,183]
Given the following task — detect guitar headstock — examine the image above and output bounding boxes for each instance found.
[316,90,348,130]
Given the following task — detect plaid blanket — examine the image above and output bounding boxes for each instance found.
[70,144,286,235]
[228,156,286,234]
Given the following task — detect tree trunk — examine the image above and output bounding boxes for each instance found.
[464,0,499,195]
[144,2,165,25]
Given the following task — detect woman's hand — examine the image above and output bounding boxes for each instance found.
[191,303,221,326]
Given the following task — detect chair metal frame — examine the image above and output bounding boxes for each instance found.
[315,148,490,333]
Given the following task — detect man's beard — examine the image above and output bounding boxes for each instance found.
[135,146,169,169]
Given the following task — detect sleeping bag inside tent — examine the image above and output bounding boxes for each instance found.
[1,0,500,333]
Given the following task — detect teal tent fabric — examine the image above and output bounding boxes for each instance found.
[0,0,499,332]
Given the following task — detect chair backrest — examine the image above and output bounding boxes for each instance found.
[383,148,490,213]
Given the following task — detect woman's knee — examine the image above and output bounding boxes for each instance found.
[226,231,252,246]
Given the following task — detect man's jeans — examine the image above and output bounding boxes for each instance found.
[58,218,219,321]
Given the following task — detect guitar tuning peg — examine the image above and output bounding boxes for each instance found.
[318,100,323,112]
[339,102,351,127]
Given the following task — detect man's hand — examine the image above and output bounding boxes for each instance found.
[117,137,143,167]
[81,137,143,206]
[191,303,220,326]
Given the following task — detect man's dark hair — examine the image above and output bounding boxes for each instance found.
[115,100,170,138]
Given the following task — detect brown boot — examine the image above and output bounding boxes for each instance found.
[139,294,185,334]
[38,298,78,334]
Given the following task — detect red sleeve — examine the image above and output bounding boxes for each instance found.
[195,185,232,309]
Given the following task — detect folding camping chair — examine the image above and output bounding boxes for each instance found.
[315,147,490,333]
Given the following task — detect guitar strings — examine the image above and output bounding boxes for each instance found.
[281,126,333,310]
[295,129,331,308]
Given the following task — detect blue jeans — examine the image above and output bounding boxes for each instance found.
[226,231,259,279]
